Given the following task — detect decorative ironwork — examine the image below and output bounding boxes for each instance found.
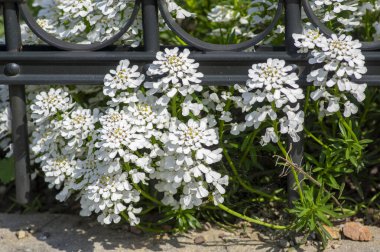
[19,0,141,51]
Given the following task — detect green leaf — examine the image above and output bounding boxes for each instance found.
[0,158,14,184]
[328,176,340,190]
[338,122,347,138]
[316,211,333,226]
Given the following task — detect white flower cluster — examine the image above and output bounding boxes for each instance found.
[30,48,229,225]
[206,0,283,41]
[145,48,204,106]
[152,117,227,209]
[0,85,11,157]
[293,30,367,117]
[30,87,144,225]
[233,59,305,145]
[311,0,360,33]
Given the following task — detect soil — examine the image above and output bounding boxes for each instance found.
[0,213,379,252]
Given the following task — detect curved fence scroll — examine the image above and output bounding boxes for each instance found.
[158,0,284,51]
[18,0,141,51]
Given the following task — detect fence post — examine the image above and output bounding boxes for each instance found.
[284,0,304,206]
[142,0,160,52]
[3,2,31,204]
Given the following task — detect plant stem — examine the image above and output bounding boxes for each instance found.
[238,131,258,168]
[304,128,331,150]
[277,140,305,203]
[134,182,163,206]
[217,202,288,230]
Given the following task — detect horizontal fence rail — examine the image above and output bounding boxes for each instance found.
[0,50,379,85]
[0,0,379,205]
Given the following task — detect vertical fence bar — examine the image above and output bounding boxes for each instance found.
[142,0,160,197]
[3,2,31,204]
[284,0,304,206]
[142,0,160,52]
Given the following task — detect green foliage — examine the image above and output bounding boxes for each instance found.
[158,208,202,232]
[288,185,341,247]
[0,158,14,184]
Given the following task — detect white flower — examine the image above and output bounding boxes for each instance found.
[61,107,98,149]
[0,85,11,156]
[279,109,304,143]
[31,88,74,124]
[343,101,358,117]
[235,58,304,145]
[125,92,171,137]
[246,58,303,104]
[294,30,367,118]
[103,60,145,98]
[80,171,140,225]
[260,127,278,146]
[41,156,76,189]
[293,29,324,53]
[152,115,227,210]
[181,95,204,116]
[145,48,204,105]
[166,118,219,155]
[95,110,151,162]
[245,106,277,129]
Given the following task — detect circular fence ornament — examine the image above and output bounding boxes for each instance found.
[18,0,141,51]
[158,0,284,51]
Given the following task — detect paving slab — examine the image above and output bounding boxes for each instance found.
[0,214,379,252]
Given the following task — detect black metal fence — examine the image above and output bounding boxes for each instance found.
[1,0,379,205]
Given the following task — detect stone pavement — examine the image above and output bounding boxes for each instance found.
[0,213,379,252]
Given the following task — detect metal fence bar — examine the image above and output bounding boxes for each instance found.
[3,2,30,204]
[142,0,160,52]
[285,0,304,206]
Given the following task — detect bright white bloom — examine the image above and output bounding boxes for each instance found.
[152,117,226,210]
[125,92,171,137]
[30,88,74,124]
[41,156,76,189]
[166,118,219,155]
[61,107,99,149]
[25,0,194,47]
[145,48,204,106]
[80,171,141,225]
[181,95,204,117]
[103,60,145,98]
[279,108,305,143]
[260,127,278,146]
[95,109,151,162]
[235,59,304,145]
[294,30,367,118]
